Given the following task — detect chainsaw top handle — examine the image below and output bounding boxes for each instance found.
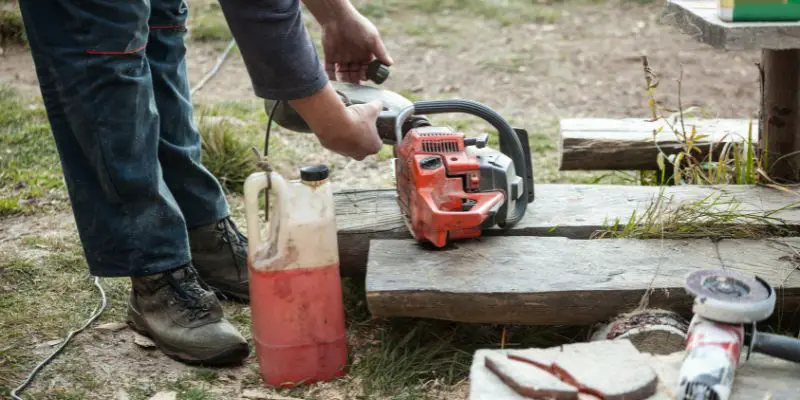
[398,99,531,227]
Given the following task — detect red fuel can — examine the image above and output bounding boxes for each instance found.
[243,164,348,388]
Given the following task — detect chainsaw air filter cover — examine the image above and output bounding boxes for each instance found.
[684,269,775,324]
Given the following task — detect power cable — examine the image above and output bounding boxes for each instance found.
[10,276,107,400]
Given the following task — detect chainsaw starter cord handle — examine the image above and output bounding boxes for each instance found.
[409,99,529,226]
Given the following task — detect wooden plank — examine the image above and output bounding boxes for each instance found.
[364,236,800,325]
[470,340,800,400]
[558,118,756,171]
[663,0,800,51]
[333,184,800,276]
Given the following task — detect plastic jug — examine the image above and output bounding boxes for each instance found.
[243,164,348,387]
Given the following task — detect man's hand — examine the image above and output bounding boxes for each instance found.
[317,99,384,160]
[321,12,392,83]
[303,0,392,83]
[288,83,383,160]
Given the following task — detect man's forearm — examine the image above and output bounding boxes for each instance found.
[301,0,356,25]
[215,0,328,101]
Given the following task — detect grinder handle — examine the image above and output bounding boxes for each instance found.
[751,331,800,363]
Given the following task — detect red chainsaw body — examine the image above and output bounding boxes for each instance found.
[395,126,505,247]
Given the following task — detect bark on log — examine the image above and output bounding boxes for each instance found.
[762,49,800,183]
[590,309,689,355]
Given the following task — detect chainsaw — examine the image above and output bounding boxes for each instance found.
[264,61,534,248]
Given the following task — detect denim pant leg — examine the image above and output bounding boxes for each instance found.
[147,0,230,229]
[17,0,192,277]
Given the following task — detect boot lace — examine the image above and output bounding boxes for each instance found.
[219,217,248,280]
[165,268,214,321]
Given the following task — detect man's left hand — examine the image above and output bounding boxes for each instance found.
[320,9,393,83]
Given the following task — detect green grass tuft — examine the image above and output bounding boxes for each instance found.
[0,4,26,46]
[591,188,800,240]
[351,0,560,26]
[188,2,232,44]
[197,116,259,195]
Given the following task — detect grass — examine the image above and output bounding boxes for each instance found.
[353,0,562,26]
[0,2,25,47]
[591,188,800,240]
[0,87,66,217]
[187,1,232,47]
[636,56,764,187]
[0,235,131,398]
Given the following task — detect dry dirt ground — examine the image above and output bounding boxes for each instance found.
[0,0,765,399]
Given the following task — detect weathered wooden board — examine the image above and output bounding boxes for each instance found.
[334,184,800,276]
[663,0,800,51]
[364,236,800,325]
[558,118,757,171]
[470,340,800,400]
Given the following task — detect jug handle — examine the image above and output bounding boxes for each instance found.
[243,171,289,265]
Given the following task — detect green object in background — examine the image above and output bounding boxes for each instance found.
[719,0,800,22]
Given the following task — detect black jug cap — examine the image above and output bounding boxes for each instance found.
[300,164,329,182]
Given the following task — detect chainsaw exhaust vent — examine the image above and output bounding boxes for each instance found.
[422,140,460,153]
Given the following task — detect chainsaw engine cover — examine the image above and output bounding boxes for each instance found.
[684,269,776,324]
[394,126,526,247]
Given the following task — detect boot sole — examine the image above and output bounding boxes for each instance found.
[127,306,250,367]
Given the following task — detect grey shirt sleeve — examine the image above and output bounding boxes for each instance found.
[216,0,329,100]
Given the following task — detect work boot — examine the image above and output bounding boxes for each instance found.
[188,217,250,302]
[127,264,250,366]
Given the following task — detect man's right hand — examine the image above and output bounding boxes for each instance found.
[288,83,383,161]
[316,99,384,161]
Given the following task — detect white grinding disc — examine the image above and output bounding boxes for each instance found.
[684,269,775,324]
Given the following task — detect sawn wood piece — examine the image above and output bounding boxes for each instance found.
[365,236,800,325]
[335,184,800,277]
[558,118,755,171]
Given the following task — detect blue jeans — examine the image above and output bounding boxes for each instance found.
[18,0,230,277]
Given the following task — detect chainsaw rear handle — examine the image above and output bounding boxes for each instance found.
[400,99,533,227]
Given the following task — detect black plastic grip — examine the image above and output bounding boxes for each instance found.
[752,331,800,363]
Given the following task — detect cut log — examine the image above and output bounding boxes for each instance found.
[590,309,689,355]
[365,236,800,325]
[558,118,756,171]
[663,0,800,51]
[334,184,800,276]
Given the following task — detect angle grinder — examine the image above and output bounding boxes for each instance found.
[677,269,800,400]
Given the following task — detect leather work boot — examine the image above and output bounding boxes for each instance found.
[188,217,250,302]
[127,264,250,366]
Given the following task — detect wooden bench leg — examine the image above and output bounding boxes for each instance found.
[762,49,800,183]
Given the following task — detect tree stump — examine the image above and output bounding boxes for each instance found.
[590,309,689,355]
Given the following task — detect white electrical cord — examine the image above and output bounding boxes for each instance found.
[190,39,237,96]
[10,276,107,400]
